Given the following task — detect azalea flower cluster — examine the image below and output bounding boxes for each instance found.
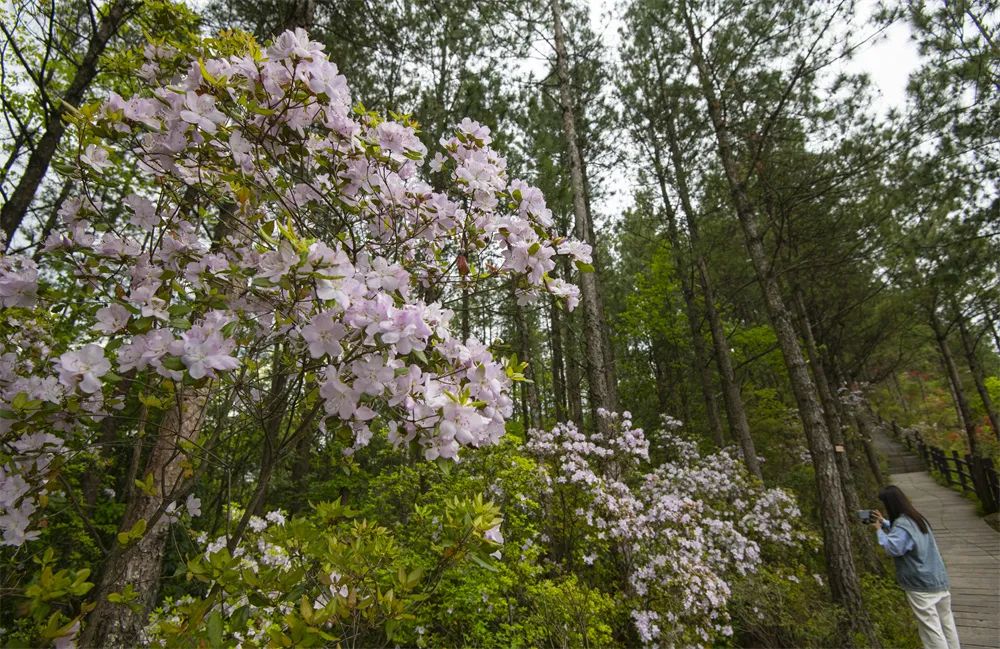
[145,509,309,647]
[0,29,587,547]
[0,429,64,546]
[0,323,88,547]
[527,412,804,647]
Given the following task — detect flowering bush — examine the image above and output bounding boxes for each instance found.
[527,411,809,647]
[146,497,503,647]
[0,26,587,646]
[344,430,621,648]
[1,23,586,542]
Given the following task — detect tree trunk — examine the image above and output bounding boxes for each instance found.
[941,345,970,434]
[579,135,619,410]
[931,312,998,513]
[794,294,882,571]
[551,0,614,424]
[656,83,760,476]
[955,308,1000,440]
[890,372,910,416]
[1,0,134,248]
[560,279,585,428]
[982,301,1000,353]
[563,320,585,428]
[680,5,878,643]
[81,371,136,510]
[549,296,568,423]
[855,412,885,487]
[82,386,208,647]
[829,356,885,489]
[794,292,862,512]
[512,283,542,429]
[648,141,724,446]
[291,428,313,513]
[651,340,673,414]
[282,0,315,31]
[233,362,291,539]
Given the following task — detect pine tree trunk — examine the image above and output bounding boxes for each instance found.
[560,275,585,428]
[794,292,862,512]
[82,386,208,647]
[829,357,886,488]
[512,283,542,429]
[651,340,673,414]
[794,293,882,570]
[580,141,619,410]
[1,0,134,248]
[931,312,998,513]
[941,343,970,434]
[955,308,1000,440]
[680,5,878,643]
[855,411,885,487]
[551,0,614,424]
[282,0,315,31]
[81,371,136,510]
[649,144,724,446]
[549,296,568,422]
[890,372,910,416]
[982,302,1000,353]
[655,82,760,476]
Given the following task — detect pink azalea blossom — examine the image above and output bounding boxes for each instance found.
[94,304,130,334]
[80,144,111,170]
[124,193,159,229]
[0,255,38,308]
[300,312,347,359]
[179,91,226,134]
[57,344,111,393]
[169,324,239,379]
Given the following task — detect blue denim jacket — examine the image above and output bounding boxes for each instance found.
[878,514,949,592]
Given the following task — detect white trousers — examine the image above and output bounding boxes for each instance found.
[905,590,961,649]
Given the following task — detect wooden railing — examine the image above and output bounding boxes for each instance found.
[891,422,1000,514]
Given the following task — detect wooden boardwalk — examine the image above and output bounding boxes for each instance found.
[873,430,1000,649]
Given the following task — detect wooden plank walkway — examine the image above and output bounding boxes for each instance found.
[873,429,1000,649]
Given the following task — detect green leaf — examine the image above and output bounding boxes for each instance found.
[138,393,163,409]
[197,58,217,85]
[160,356,185,371]
[11,391,29,410]
[406,567,424,587]
[575,260,595,273]
[117,518,147,545]
[299,595,313,624]
[134,473,158,497]
[207,611,223,646]
[468,552,498,572]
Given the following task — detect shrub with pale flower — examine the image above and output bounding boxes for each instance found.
[0,26,585,551]
[527,411,807,647]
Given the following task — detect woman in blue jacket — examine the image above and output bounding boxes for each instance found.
[872,485,961,649]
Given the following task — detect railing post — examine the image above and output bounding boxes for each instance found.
[983,458,1000,505]
[938,449,953,485]
[953,451,969,492]
[968,455,1000,514]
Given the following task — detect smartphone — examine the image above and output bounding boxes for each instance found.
[856,509,874,524]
